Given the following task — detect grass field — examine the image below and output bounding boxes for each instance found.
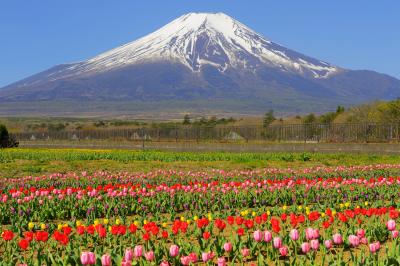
[1,148,400,178]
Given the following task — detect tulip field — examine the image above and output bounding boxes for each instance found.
[0,149,400,265]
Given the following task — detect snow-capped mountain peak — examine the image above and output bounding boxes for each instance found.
[68,12,338,78]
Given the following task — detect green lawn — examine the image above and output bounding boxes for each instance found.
[1,148,400,178]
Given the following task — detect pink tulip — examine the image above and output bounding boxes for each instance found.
[145,251,155,261]
[124,249,133,261]
[279,246,288,257]
[121,259,132,266]
[360,237,368,245]
[324,240,333,249]
[241,248,250,257]
[313,229,320,239]
[264,230,272,242]
[310,239,320,250]
[201,253,210,262]
[180,256,190,266]
[188,253,198,263]
[392,230,399,238]
[356,229,365,238]
[80,252,90,265]
[387,220,396,231]
[273,237,283,249]
[305,228,314,240]
[133,245,143,258]
[301,242,311,254]
[169,245,179,257]
[253,230,263,242]
[217,257,227,266]
[369,242,380,253]
[348,235,360,247]
[333,233,343,245]
[223,242,233,252]
[101,254,111,266]
[290,229,299,241]
[159,261,169,266]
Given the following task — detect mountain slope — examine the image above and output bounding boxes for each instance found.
[1,12,400,115]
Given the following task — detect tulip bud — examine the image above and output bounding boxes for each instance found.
[301,242,311,254]
[240,248,250,257]
[356,229,365,238]
[273,237,282,249]
[290,229,299,241]
[80,252,90,265]
[310,239,320,250]
[217,257,227,266]
[279,246,288,257]
[101,254,111,266]
[264,230,272,242]
[145,251,155,261]
[332,233,343,245]
[324,240,333,249]
[387,220,396,231]
[201,253,209,262]
[253,230,263,242]
[125,248,134,261]
[169,245,179,257]
[223,242,233,252]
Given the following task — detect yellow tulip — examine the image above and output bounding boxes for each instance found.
[345,202,350,208]
[28,222,35,230]
[40,223,46,230]
[144,220,148,225]
[193,216,199,221]
[298,205,303,210]
[76,220,82,227]
[364,201,369,206]
[180,216,185,222]
[282,205,287,211]
[94,220,99,226]
[267,210,271,215]
[115,219,121,225]
[103,218,109,225]
[134,221,139,226]
[162,222,167,228]
[252,211,256,217]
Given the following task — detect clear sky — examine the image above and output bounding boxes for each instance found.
[1,0,399,87]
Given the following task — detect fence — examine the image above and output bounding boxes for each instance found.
[12,123,400,144]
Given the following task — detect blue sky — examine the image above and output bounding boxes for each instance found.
[1,1,399,87]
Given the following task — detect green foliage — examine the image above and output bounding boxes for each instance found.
[303,113,317,124]
[0,124,18,148]
[263,110,276,128]
[347,99,400,123]
[191,116,236,127]
[182,114,191,125]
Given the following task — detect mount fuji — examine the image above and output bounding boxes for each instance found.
[1,12,400,115]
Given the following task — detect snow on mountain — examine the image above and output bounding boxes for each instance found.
[65,12,339,78]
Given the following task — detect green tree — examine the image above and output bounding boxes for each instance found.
[182,114,191,125]
[336,105,345,114]
[0,124,18,148]
[263,110,276,128]
[303,113,317,124]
